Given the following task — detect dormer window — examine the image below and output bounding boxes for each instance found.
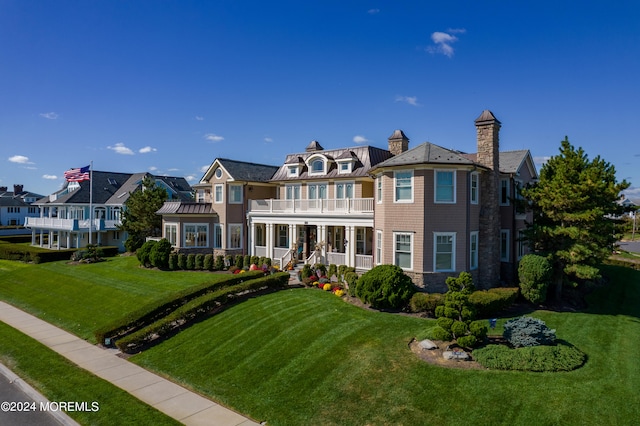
[288,165,299,177]
[307,154,330,176]
[337,160,353,174]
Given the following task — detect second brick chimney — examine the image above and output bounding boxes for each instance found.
[388,130,409,156]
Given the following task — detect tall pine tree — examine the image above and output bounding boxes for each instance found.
[522,137,630,301]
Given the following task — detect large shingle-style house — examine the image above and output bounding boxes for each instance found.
[0,185,44,226]
[26,172,192,252]
[157,110,537,290]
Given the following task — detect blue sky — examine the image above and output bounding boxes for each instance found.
[2,1,639,199]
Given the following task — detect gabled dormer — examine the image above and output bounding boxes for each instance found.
[306,153,334,176]
[335,150,358,174]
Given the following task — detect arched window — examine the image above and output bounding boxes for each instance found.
[311,159,324,173]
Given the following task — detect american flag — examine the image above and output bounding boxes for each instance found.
[64,165,91,182]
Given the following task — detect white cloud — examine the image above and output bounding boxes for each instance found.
[204,133,224,142]
[107,143,135,155]
[353,135,369,144]
[168,168,180,172]
[200,165,210,173]
[195,116,204,121]
[139,146,157,154]
[533,156,551,168]
[39,112,59,120]
[367,8,380,14]
[42,174,58,180]
[148,166,158,171]
[185,175,197,182]
[395,95,420,107]
[264,137,273,143]
[427,29,465,58]
[8,155,32,164]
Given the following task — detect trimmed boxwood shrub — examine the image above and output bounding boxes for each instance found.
[234,254,243,269]
[204,254,214,271]
[518,254,553,304]
[355,264,416,309]
[243,255,251,269]
[469,287,519,318]
[186,254,196,270]
[115,272,290,353]
[177,253,187,270]
[124,234,145,253]
[214,255,225,271]
[168,253,178,270]
[136,240,157,267]
[473,343,586,372]
[503,316,556,347]
[195,254,205,270]
[410,292,444,315]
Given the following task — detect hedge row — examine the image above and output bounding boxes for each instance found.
[605,258,640,271]
[116,272,290,353]
[469,287,520,318]
[94,270,266,344]
[0,244,75,263]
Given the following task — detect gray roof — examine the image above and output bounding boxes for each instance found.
[270,146,394,181]
[35,171,192,206]
[461,150,532,174]
[217,159,279,182]
[372,142,475,170]
[156,201,216,215]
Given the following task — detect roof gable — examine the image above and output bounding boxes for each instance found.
[201,158,279,183]
[373,141,475,170]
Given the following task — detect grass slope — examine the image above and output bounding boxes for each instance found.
[0,257,231,342]
[133,267,640,425]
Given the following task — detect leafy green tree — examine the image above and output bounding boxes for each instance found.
[119,176,168,243]
[522,137,630,300]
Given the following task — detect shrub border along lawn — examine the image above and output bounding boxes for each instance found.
[0,321,180,425]
[473,342,586,371]
[117,272,290,353]
[95,270,265,344]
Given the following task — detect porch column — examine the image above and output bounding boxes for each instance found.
[249,221,256,256]
[48,231,53,249]
[347,226,356,267]
[66,232,71,249]
[31,230,36,245]
[318,224,327,262]
[265,223,273,259]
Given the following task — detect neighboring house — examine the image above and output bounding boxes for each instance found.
[157,159,279,256]
[26,172,192,252]
[157,110,537,290]
[0,185,43,226]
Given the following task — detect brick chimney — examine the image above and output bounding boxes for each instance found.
[13,184,24,194]
[0,186,7,192]
[475,110,501,288]
[388,130,409,156]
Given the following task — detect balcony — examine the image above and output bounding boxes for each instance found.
[248,198,374,216]
[25,217,121,231]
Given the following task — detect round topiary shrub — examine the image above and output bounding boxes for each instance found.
[355,264,416,310]
[195,254,205,270]
[177,253,187,270]
[503,316,556,348]
[518,254,552,304]
[431,326,452,341]
[409,292,444,315]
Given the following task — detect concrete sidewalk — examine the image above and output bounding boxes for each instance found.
[0,301,260,426]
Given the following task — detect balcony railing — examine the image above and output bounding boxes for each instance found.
[249,198,374,215]
[25,217,121,231]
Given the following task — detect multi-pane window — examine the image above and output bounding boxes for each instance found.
[376,177,382,203]
[228,224,242,249]
[336,182,354,199]
[213,223,222,249]
[470,231,479,270]
[308,183,327,199]
[435,170,455,203]
[394,232,412,269]
[376,230,382,265]
[356,228,365,255]
[255,224,265,246]
[165,224,177,246]
[470,172,479,204]
[517,230,526,259]
[311,159,324,174]
[184,224,208,248]
[500,179,510,205]
[434,233,455,272]
[214,184,223,203]
[500,229,510,261]
[285,184,301,200]
[394,171,413,202]
[229,184,243,204]
[277,225,288,248]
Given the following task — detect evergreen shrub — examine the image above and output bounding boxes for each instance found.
[214,255,225,271]
[187,254,196,270]
[177,253,187,270]
[503,316,556,347]
[469,287,519,318]
[195,254,205,270]
[518,254,553,304]
[136,240,157,267]
[168,253,178,270]
[149,238,172,269]
[409,292,444,315]
[204,254,214,271]
[354,264,415,309]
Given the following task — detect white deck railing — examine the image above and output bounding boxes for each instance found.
[249,198,374,215]
[25,217,121,231]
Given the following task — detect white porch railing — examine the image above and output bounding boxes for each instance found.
[272,247,291,267]
[255,246,267,257]
[355,255,373,270]
[25,217,121,231]
[326,252,346,265]
[249,198,374,215]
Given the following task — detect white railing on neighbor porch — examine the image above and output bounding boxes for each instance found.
[326,252,346,266]
[26,217,121,231]
[272,247,290,268]
[255,246,267,257]
[355,255,373,270]
[248,198,374,215]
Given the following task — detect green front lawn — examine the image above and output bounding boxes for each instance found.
[132,266,640,425]
[0,256,232,342]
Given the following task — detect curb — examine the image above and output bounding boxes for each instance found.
[0,362,80,426]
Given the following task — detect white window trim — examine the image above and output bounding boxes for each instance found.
[394,170,413,203]
[500,229,510,262]
[228,223,243,249]
[393,231,413,271]
[376,230,383,265]
[500,178,510,206]
[287,165,299,177]
[470,231,479,270]
[285,184,301,200]
[307,154,329,176]
[517,229,526,260]
[434,169,457,204]
[470,172,479,205]
[229,184,243,204]
[215,168,223,179]
[307,182,329,199]
[213,223,223,249]
[434,232,456,272]
[336,159,353,174]
[376,175,383,204]
[214,184,223,204]
[164,222,178,246]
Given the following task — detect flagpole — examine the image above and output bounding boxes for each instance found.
[89,161,93,245]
